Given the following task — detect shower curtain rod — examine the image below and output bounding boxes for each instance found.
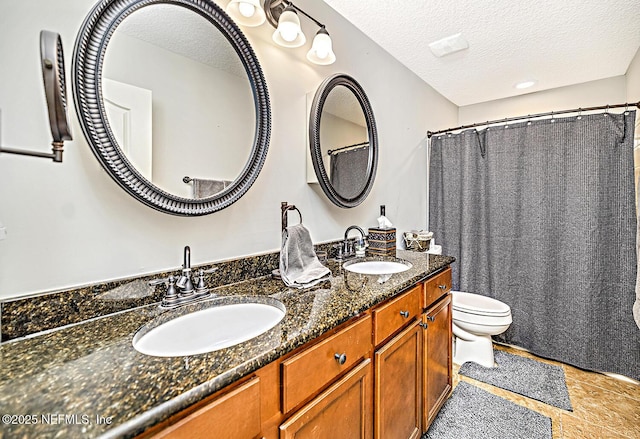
[327,141,369,155]
[427,101,640,138]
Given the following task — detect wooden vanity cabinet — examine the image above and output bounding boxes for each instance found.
[279,359,372,439]
[372,285,422,439]
[146,361,279,439]
[421,268,453,432]
[423,267,452,306]
[146,265,453,439]
[151,377,262,439]
[281,315,372,415]
[279,315,373,438]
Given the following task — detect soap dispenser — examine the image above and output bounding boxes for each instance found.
[368,205,397,257]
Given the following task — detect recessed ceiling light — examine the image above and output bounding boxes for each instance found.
[515,80,537,89]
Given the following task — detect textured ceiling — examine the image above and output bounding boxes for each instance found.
[116,4,246,78]
[322,0,640,106]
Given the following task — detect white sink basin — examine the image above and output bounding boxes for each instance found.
[133,298,285,357]
[343,260,412,275]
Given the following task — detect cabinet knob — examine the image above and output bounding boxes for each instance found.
[438,284,447,290]
[427,315,435,322]
[334,353,347,365]
[419,322,428,329]
[399,310,409,318]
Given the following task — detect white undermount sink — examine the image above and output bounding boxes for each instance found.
[133,298,285,357]
[343,259,412,275]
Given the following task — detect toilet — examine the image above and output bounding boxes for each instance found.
[452,291,512,368]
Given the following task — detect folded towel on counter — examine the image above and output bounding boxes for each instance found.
[280,224,330,289]
[192,178,232,198]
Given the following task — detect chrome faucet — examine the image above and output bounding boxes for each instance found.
[149,245,217,309]
[175,245,195,296]
[338,225,367,260]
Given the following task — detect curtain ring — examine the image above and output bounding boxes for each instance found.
[624,103,629,115]
[551,111,555,122]
[576,108,582,120]
[604,105,610,116]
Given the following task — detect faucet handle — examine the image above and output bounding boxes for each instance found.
[150,275,179,305]
[195,267,218,293]
[149,276,172,287]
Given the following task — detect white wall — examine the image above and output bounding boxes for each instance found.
[627,47,640,102]
[0,0,457,299]
[459,76,627,125]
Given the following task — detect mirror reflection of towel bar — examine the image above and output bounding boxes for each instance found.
[281,201,302,233]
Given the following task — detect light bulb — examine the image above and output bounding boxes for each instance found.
[279,22,298,42]
[225,0,265,27]
[316,48,328,59]
[313,34,330,59]
[238,2,255,18]
[273,6,305,47]
[307,28,335,65]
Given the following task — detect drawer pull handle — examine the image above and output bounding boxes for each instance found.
[438,284,447,290]
[427,316,435,322]
[419,322,428,329]
[334,353,347,365]
[399,310,410,318]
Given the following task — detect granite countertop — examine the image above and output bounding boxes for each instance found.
[0,251,454,438]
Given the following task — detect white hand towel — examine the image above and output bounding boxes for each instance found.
[280,224,330,289]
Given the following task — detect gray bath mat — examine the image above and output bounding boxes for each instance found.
[459,349,573,411]
[423,382,552,439]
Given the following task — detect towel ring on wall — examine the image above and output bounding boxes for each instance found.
[281,202,303,233]
[0,31,73,162]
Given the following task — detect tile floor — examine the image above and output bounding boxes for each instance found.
[452,344,640,439]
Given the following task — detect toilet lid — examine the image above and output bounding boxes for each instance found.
[452,291,511,316]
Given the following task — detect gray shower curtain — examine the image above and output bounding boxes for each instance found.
[429,111,639,380]
[330,146,369,199]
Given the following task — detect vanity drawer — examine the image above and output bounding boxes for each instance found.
[424,267,452,308]
[153,377,261,439]
[281,315,372,414]
[373,284,421,346]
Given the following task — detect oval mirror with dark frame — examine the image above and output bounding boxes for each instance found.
[309,74,378,208]
[72,0,270,216]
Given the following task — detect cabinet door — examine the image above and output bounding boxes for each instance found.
[422,294,452,431]
[280,359,372,439]
[374,321,422,439]
[153,377,261,439]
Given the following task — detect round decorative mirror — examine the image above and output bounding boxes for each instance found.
[309,74,378,208]
[72,0,270,216]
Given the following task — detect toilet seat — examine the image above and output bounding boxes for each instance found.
[451,290,512,368]
[452,291,511,317]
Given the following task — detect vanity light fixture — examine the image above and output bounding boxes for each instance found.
[272,5,306,47]
[307,26,336,65]
[231,0,336,65]
[225,0,266,27]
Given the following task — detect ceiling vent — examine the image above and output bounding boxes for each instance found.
[428,33,469,57]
